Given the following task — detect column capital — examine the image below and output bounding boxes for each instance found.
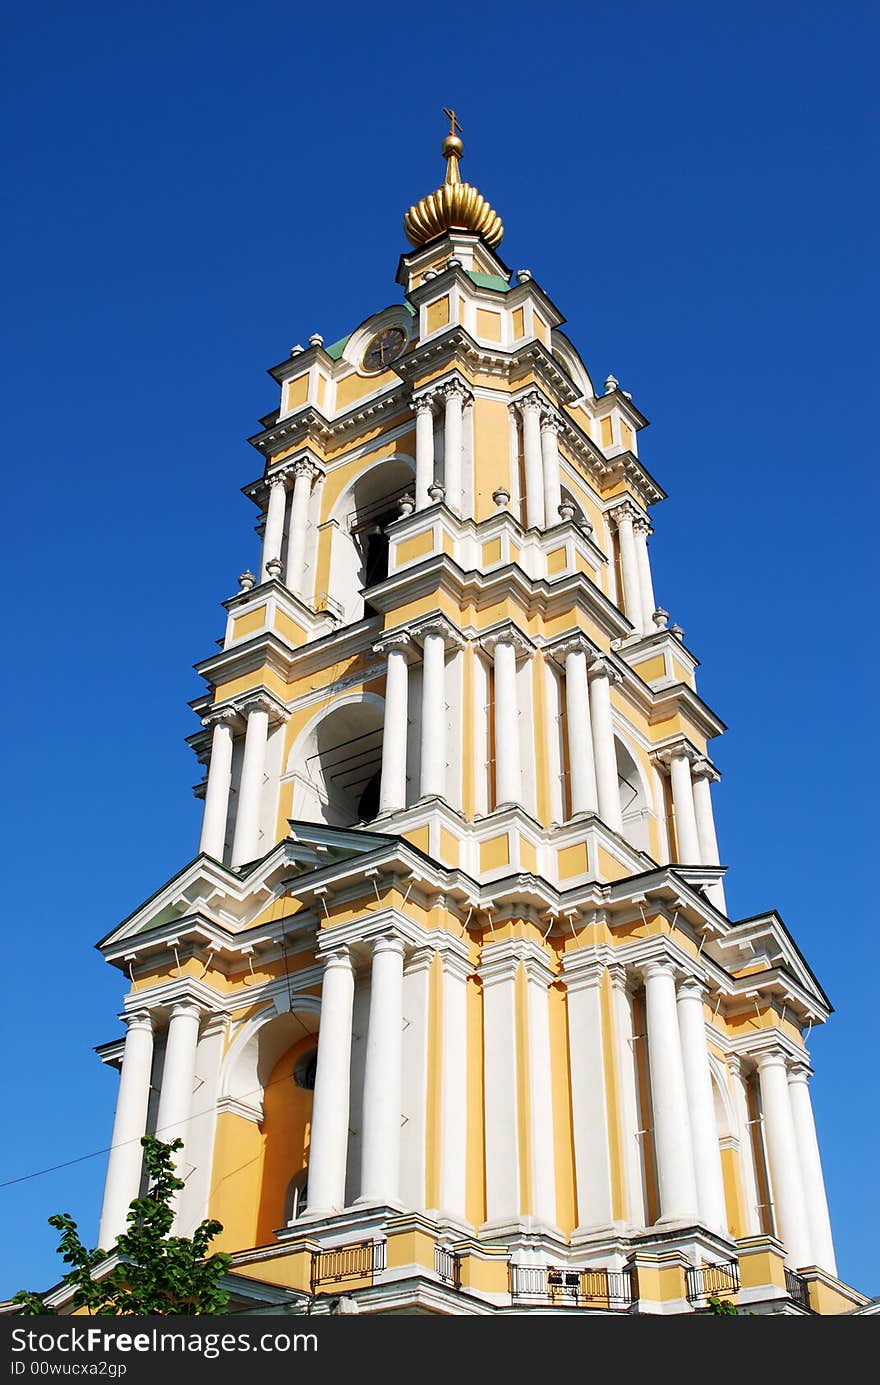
[754,1045,790,1071]
[372,630,416,661]
[607,962,632,995]
[516,388,546,417]
[438,377,472,406]
[122,1008,154,1034]
[293,457,323,483]
[480,623,535,662]
[546,632,596,668]
[692,755,722,783]
[587,655,622,686]
[167,998,203,1023]
[371,933,407,960]
[201,705,243,732]
[608,499,642,528]
[411,614,466,651]
[786,1056,814,1083]
[652,737,701,770]
[320,944,353,972]
[560,950,605,991]
[539,409,563,435]
[725,1053,744,1079]
[410,390,439,416]
[237,690,291,725]
[641,955,679,984]
[435,941,472,983]
[267,468,292,490]
[676,974,708,1003]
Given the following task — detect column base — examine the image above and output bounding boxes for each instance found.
[479,1216,563,1241]
[570,1219,630,1245]
[652,1213,701,1232]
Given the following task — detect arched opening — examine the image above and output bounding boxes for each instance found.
[215,1004,320,1247]
[331,456,415,622]
[288,696,385,828]
[615,739,651,852]
[559,486,591,533]
[285,1169,310,1223]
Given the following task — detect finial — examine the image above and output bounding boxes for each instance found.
[403,110,503,249]
[442,107,464,184]
[604,374,618,395]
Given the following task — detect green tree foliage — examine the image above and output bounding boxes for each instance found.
[13,1137,232,1315]
[706,1293,738,1315]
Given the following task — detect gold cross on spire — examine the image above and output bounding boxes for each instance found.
[443,107,462,139]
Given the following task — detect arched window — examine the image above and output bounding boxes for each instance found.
[289,697,386,828]
[329,457,415,622]
[615,739,651,853]
[285,1169,309,1223]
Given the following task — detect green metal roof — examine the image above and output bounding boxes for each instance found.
[324,334,350,360]
[467,270,511,292]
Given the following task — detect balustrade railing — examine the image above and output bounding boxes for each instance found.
[310,1239,386,1292]
[509,1263,633,1311]
[685,1260,740,1304]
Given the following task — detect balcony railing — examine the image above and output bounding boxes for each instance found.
[785,1267,811,1311]
[510,1263,633,1311]
[686,1260,740,1304]
[310,1239,386,1293]
[434,1245,461,1289]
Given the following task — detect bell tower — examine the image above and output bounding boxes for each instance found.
[91,120,865,1316]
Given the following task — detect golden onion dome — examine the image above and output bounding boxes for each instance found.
[404,124,504,249]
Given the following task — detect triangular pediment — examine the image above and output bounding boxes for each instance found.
[97,821,396,952]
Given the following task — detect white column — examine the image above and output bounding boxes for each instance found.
[399,948,432,1212]
[176,1013,225,1236]
[230,697,271,867]
[307,948,355,1216]
[612,503,644,631]
[727,1055,761,1236]
[358,935,405,1206]
[588,657,622,832]
[480,946,521,1227]
[487,633,523,807]
[260,471,288,582]
[413,395,436,510]
[667,746,701,864]
[377,636,410,813]
[439,947,470,1224]
[419,626,447,799]
[523,951,558,1229]
[633,518,657,634]
[154,1000,202,1220]
[692,759,726,910]
[98,1011,154,1248]
[540,413,562,525]
[676,977,727,1233]
[519,394,545,529]
[562,642,598,816]
[756,1048,812,1268]
[643,959,698,1224]
[788,1060,836,1274]
[442,382,466,514]
[198,712,237,859]
[284,460,315,594]
[609,967,645,1230]
[564,957,615,1234]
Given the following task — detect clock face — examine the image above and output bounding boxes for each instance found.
[362,325,408,372]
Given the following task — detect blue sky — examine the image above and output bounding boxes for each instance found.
[2,0,876,1299]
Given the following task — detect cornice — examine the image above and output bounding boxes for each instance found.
[362,548,631,643]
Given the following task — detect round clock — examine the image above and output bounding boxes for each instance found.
[362,325,408,372]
